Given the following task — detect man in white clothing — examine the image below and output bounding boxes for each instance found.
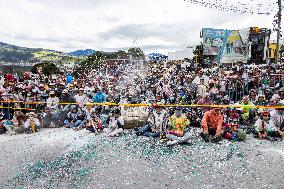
[193,70,209,85]
[46,91,59,110]
[74,88,89,106]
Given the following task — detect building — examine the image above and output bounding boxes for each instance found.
[201,27,271,65]
[269,41,284,63]
[268,41,278,63]
[168,49,193,61]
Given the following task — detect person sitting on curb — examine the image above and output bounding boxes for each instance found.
[270,100,284,132]
[200,104,223,143]
[136,103,169,138]
[75,107,103,134]
[0,112,16,135]
[12,111,28,134]
[253,110,284,141]
[64,105,85,128]
[24,112,41,133]
[103,108,124,137]
[166,107,192,146]
[86,110,104,134]
[223,107,246,141]
[240,96,255,125]
[0,112,7,134]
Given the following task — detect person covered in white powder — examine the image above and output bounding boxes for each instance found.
[104,108,124,137]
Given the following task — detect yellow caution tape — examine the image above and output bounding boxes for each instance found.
[0,100,283,109]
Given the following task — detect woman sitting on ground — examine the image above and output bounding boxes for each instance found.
[103,108,124,137]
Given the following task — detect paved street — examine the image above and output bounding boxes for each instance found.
[0,128,283,189]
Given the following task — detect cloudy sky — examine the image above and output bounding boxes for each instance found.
[0,0,280,54]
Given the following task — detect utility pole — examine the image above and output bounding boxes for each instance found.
[275,0,282,64]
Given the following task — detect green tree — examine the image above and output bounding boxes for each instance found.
[74,51,107,75]
[116,50,128,59]
[31,61,60,75]
[127,47,145,60]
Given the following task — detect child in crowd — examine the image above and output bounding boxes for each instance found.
[104,108,124,137]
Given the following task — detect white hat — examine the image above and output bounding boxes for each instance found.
[26,112,37,118]
[271,94,280,100]
[62,89,68,93]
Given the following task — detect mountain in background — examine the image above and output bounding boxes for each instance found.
[68,49,96,57]
[0,42,80,64]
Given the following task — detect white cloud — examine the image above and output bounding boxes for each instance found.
[0,0,280,54]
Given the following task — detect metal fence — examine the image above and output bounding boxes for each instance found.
[222,74,284,102]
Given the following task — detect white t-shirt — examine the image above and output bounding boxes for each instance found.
[109,117,124,130]
[254,119,278,131]
[74,94,88,103]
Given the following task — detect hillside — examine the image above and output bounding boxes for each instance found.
[0,42,80,63]
[68,49,96,57]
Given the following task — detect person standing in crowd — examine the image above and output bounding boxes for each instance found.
[255,94,268,106]
[196,78,208,97]
[60,89,75,110]
[93,87,107,103]
[46,90,60,111]
[193,70,209,85]
[75,88,89,106]
[278,87,284,100]
[197,93,212,114]
[66,73,74,84]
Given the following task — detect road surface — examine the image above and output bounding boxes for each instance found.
[0,128,283,189]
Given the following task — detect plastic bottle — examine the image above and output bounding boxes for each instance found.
[232,131,238,142]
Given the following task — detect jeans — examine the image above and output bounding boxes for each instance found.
[86,127,96,133]
[166,132,192,144]
[103,128,124,136]
[64,120,83,128]
[136,124,160,138]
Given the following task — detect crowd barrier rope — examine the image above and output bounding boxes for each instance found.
[0,100,284,109]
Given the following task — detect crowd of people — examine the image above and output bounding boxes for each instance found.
[1,59,284,145]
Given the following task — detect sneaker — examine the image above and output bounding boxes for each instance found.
[186,140,192,144]
[211,137,221,143]
[201,133,210,142]
[160,138,168,143]
[167,140,178,146]
[265,136,277,141]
